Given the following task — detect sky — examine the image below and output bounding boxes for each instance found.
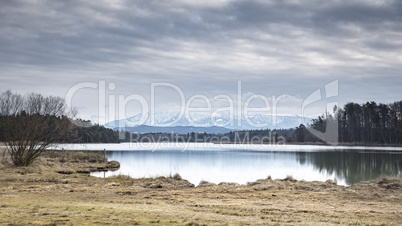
[0,0,401,122]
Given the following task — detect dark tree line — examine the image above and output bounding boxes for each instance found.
[0,117,120,144]
[310,101,402,145]
[65,120,120,143]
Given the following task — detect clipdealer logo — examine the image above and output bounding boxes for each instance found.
[65,79,339,146]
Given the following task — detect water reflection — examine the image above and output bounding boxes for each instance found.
[301,151,402,185]
[92,149,402,186]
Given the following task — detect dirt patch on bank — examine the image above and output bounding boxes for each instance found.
[0,151,401,225]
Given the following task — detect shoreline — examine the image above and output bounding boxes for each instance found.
[0,152,401,225]
[2,142,402,152]
[51,142,402,152]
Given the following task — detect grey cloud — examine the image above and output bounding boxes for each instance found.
[0,0,401,117]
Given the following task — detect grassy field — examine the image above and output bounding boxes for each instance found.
[0,149,401,225]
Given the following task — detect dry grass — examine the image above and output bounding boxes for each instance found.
[0,151,401,225]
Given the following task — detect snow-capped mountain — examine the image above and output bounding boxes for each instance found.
[123,125,233,134]
[103,111,310,131]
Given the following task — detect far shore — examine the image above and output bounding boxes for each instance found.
[46,142,402,152]
[2,141,401,151]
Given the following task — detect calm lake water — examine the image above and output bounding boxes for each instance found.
[82,143,402,186]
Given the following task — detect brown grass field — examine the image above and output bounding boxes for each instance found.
[0,147,401,225]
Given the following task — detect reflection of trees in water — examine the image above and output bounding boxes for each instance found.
[297,152,307,165]
[297,151,402,185]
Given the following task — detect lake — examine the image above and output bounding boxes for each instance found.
[59,143,402,186]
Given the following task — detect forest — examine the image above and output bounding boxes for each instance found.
[309,101,402,145]
[66,119,120,143]
[0,116,120,144]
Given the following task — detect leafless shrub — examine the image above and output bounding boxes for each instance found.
[0,90,76,166]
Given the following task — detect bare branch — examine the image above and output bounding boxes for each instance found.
[0,90,75,166]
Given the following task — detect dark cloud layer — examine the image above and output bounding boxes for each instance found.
[0,0,401,117]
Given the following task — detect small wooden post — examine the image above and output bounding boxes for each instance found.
[103,148,106,163]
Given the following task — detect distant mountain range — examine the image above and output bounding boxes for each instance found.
[122,125,233,134]
[95,112,311,134]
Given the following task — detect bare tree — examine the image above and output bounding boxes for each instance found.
[0,90,75,166]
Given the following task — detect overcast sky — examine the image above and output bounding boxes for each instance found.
[1,0,401,120]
